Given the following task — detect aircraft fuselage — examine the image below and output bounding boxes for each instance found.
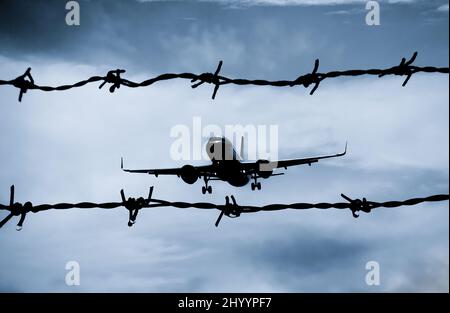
[206,137,251,187]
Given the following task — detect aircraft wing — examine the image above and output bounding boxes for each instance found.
[242,142,347,173]
[120,158,216,177]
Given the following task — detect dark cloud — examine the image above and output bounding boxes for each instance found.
[237,232,369,291]
[0,0,448,76]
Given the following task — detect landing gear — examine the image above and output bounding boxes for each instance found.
[250,175,262,191]
[202,177,212,194]
[202,186,212,194]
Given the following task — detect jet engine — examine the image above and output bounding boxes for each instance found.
[180,165,198,184]
[256,159,273,179]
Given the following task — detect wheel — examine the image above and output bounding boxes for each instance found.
[202,186,206,194]
[251,183,255,190]
[257,182,261,190]
[207,186,212,194]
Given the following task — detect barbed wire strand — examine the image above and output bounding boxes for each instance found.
[0,185,448,229]
[0,52,449,102]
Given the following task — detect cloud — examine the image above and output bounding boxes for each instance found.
[202,0,368,5]
[1,0,448,75]
[0,54,448,292]
[138,0,422,6]
[437,4,449,12]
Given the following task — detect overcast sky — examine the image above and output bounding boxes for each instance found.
[0,0,448,292]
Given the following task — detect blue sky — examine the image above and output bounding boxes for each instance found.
[0,0,448,292]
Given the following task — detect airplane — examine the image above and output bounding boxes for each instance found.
[121,137,347,194]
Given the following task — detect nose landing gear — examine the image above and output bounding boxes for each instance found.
[202,186,212,194]
[202,176,212,194]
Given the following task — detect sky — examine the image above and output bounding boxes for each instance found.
[0,0,448,292]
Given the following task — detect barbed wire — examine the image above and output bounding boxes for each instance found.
[0,52,448,102]
[0,185,448,229]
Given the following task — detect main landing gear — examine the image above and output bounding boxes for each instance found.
[201,176,212,194]
[251,175,261,191]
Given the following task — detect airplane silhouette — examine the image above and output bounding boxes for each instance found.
[121,137,347,194]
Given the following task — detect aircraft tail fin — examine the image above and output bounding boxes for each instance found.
[240,136,245,160]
